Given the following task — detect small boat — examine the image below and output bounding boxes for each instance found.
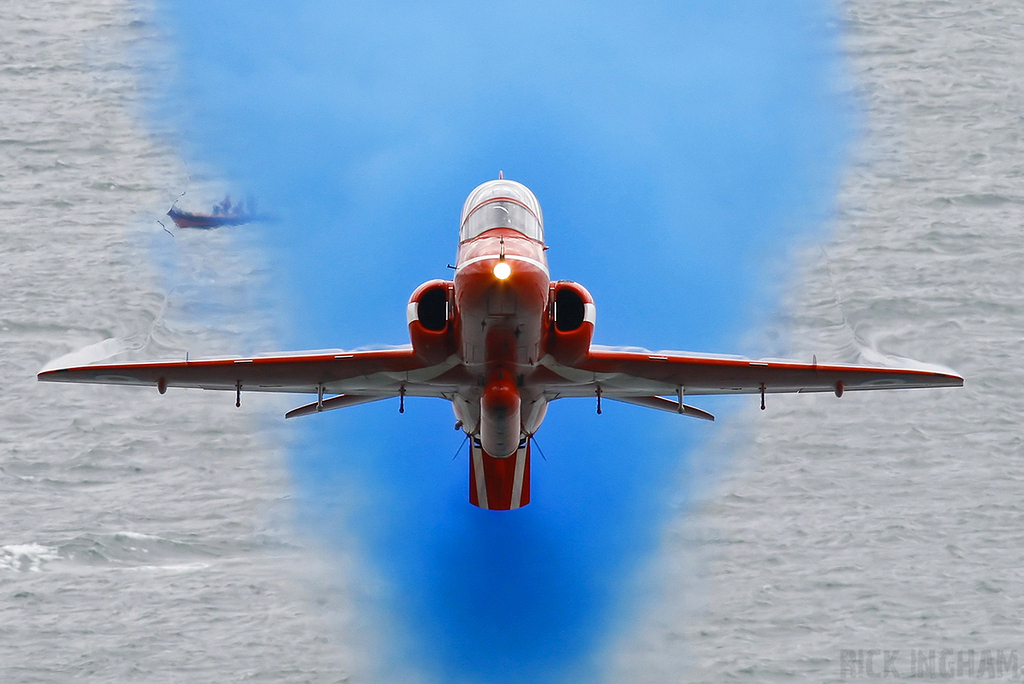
[167,206,256,229]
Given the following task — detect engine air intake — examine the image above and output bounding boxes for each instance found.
[408,279,454,365]
[548,281,595,365]
[555,287,586,332]
[418,286,449,331]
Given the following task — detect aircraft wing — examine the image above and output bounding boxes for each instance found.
[539,347,964,400]
[37,347,470,401]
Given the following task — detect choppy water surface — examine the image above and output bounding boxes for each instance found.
[0,2,353,681]
[612,2,1024,681]
[2,0,1022,682]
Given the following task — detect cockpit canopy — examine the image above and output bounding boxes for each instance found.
[459,179,544,243]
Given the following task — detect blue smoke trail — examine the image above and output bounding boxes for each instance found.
[147,1,850,681]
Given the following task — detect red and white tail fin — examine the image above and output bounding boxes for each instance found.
[469,440,530,510]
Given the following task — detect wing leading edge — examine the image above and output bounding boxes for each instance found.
[37,348,470,410]
[539,348,964,399]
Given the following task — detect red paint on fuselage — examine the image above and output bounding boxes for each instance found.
[452,228,550,457]
[469,441,531,509]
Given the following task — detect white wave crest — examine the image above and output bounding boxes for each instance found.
[1,543,59,572]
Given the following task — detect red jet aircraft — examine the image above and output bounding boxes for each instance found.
[39,178,963,510]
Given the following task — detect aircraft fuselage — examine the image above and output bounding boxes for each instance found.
[452,228,551,459]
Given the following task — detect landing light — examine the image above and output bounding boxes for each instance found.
[493,261,512,280]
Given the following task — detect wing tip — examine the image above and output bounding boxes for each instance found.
[927,370,964,387]
[37,367,69,382]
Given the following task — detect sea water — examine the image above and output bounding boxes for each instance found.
[2,0,1022,682]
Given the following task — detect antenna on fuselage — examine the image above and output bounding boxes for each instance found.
[530,434,548,462]
[498,170,504,179]
[452,432,469,460]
